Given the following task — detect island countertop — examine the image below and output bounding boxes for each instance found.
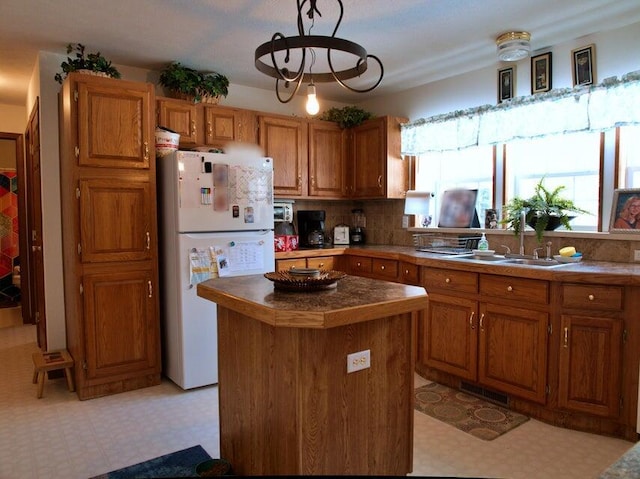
[197,273,428,329]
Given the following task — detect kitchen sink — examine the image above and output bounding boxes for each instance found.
[501,258,566,267]
[449,254,508,262]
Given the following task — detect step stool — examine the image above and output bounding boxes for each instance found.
[32,349,75,399]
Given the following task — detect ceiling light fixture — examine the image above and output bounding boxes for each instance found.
[254,0,384,113]
[496,31,531,62]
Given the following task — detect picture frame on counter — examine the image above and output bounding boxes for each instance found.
[571,44,596,86]
[609,188,640,232]
[498,66,515,103]
[531,52,552,94]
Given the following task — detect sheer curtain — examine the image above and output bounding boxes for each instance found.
[401,71,640,155]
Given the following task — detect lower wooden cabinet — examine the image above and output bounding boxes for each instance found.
[558,314,623,417]
[276,256,336,272]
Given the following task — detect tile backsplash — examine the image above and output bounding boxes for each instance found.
[290,199,640,263]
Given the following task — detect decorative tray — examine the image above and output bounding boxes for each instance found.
[264,270,347,291]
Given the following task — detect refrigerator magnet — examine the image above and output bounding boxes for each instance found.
[213,164,228,186]
[214,187,229,211]
[244,206,254,223]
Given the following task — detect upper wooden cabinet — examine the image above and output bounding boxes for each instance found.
[157,98,199,144]
[308,120,347,197]
[157,98,257,148]
[77,80,153,169]
[259,115,308,197]
[348,116,408,199]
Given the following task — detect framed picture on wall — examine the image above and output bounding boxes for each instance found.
[438,189,480,228]
[531,52,552,94]
[497,66,515,103]
[609,188,640,232]
[571,44,596,86]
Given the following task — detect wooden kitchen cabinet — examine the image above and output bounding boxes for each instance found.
[420,268,549,404]
[60,73,161,400]
[157,97,199,144]
[276,256,336,272]
[348,116,408,199]
[203,105,257,148]
[399,261,420,285]
[259,114,308,197]
[557,283,625,418]
[308,120,347,197]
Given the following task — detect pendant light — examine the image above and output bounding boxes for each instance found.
[305,82,320,115]
[254,0,384,108]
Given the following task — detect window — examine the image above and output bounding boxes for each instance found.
[415,145,494,226]
[505,131,600,230]
[618,125,640,188]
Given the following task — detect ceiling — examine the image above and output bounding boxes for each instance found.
[1,0,640,106]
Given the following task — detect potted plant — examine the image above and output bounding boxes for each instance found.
[320,106,373,129]
[501,177,590,243]
[159,62,229,104]
[54,43,121,84]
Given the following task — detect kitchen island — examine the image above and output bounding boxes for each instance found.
[197,274,428,476]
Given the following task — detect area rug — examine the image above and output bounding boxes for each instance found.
[90,445,213,478]
[415,382,529,441]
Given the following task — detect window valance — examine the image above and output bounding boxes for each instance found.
[401,70,640,154]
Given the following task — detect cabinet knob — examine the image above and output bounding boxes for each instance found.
[381,265,385,270]
[319,263,324,267]
[405,269,410,274]
[507,285,513,292]
[445,278,451,283]
[588,294,595,301]
[377,175,383,188]
[479,313,485,330]
[143,142,149,160]
[564,327,569,347]
[191,120,197,136]
[357,262,361,267]
[469,311,475,329]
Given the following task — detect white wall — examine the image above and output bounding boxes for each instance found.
[359,21,640,121]
[0,104,27,133]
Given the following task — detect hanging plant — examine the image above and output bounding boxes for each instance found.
[320,106,373,128]
[159,62,229,104]
[54,43,121,84]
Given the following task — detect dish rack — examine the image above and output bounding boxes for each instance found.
[413,233,481,254]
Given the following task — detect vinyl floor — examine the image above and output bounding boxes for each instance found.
[0,318,634,479]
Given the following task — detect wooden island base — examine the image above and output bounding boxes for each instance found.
[198,274,428,476]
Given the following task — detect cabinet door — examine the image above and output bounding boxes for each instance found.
[350,118,385,198]
[478,302,548,403]
[308,121,347,197]
[157,98,199,145]
[422,293,478,381]
[558,314,623,417]
[78,79,153,169]
[259,116,308,196]
[79,178,153,263]
[83,269,158,381]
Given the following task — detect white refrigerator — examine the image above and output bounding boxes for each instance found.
[158,150,275,389]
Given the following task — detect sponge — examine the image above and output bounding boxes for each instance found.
[559,246,576,257]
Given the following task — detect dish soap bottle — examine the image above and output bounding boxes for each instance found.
[478,233,489,251]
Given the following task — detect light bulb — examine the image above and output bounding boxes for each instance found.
[306,83,320,115]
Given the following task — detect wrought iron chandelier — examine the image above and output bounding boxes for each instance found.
[254,0,384,114]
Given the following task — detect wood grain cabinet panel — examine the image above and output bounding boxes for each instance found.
[78,81,153,169]
[561,284,623,311]
[480,274,549,305]
[306,256,335,270]
[371,258,399,281]
[558,314,623,417]
[478,302,548,404]
[422,293,478,381]
[421,267,478,294]
[399,261,419,285]
[157,98,199,145]
[348,256,373,275]
[276,258,307,271]
[308,120,347,197]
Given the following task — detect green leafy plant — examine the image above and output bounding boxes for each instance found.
[501,177,590,243]
[159,62,229,103]
[320,106,373,128]
[54,43,121,84]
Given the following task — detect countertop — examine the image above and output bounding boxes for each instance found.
[276,245,640,285]
[196,274,428,329]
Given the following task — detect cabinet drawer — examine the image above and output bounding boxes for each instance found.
[480,274,549,305]
[561,284,623,311]
[349,256,373,274]
[276,258,306,271]
[372,258,399,280]
[421,268,478,294]
[307,256,335,271]
[400,262,419,285]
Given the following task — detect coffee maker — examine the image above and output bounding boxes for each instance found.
[297,210,326,248]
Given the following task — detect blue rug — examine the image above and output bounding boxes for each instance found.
[91,445,212,478]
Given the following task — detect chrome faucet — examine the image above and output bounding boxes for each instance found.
[519,210,526,256]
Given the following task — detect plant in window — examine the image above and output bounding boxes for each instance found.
[501,177,590,242]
